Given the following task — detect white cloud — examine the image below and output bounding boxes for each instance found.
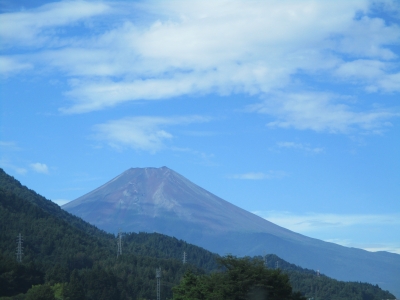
[277,141,323,153]
[334,59,400,92]
[0,0,400,112]
[93,115,210,152]
[229,171,287,180]
[0,157,27,175]
[248,92,398,133]
[0,1,110,47]
[254,211,400,232]
[1,1,399,135]
[253,210,400,253]
[0,56,32,76]
[52,199,71,206]
[0,141,21,151]
[30,162,49,174]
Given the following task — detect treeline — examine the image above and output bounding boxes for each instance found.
[172,255,306,300]
[0,168,396,300]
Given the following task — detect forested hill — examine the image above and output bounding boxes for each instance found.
[0,168,109,238]
[0,168,396,300]
[0,169,218,299]
[255,255,396,300]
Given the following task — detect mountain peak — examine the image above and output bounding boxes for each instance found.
[63,166,292,236]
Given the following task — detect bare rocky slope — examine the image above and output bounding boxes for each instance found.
[62,166,400,297]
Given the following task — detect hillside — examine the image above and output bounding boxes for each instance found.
[0,169,216,299]
[0,168,396,300]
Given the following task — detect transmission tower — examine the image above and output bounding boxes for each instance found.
[275,260,279,269]
[16,233,23,263]
[156,267,161,300]
[316,269,320,277]
[263,253,268,268]
[183,251,187,264]
[117,229,122,258]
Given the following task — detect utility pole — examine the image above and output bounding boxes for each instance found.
[183,251,187,264]
[16,233,23,263]
[117,229,122,258]
[156,267,161,300]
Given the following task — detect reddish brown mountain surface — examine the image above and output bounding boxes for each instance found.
[62,167,400,297]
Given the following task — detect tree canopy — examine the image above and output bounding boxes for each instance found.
[173,255,306,300]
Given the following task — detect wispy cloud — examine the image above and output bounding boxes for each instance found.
[247,92,398,133]
[0,141,21,151]
[0,56,32,77]
[254,211,400,231]
[0,1,110,48]
[277,141,323,153]
[1,0,399,122]
[30,162,49,174]
[52,199,71,206]
[0,157,27,175]
[334,59,400,93]
[93,115,211,153]
[253,210,400,253]
[229,171,287,180]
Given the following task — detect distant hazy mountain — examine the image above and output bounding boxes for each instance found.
[63,166,400,297]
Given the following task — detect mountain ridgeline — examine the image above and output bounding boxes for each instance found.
[0,168,397,299]
[63,166,400,297]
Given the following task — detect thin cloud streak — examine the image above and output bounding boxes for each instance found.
[0,1,110,47]
[52,199,72,206]
[0,158,27,175]
[93,115,211,153]
[229,171,287,180]
[0,141,21,151]
[247,92,398,133]
[254,210,400,254]
[277,141,323,153]
[254,210,400,231]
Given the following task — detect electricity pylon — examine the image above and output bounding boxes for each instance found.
[16,233,23,263]
[156,267,161,300]
[117,229,122,258]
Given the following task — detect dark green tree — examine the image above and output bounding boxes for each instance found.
[25,284,55,300]
[63,270,85,300]
[173,255,306,300]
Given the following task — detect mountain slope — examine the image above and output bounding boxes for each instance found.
[63,166,400,297]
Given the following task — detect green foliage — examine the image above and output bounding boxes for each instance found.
[287,270,396,300]
[25,285,55,300]
[254,255,396,300]
[0,254,43,296]
[51,283,64,300]
[172,255,305,300]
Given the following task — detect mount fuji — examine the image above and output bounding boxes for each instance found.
[62,166,400,297]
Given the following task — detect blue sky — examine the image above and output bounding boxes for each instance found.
[1,0,400,254]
